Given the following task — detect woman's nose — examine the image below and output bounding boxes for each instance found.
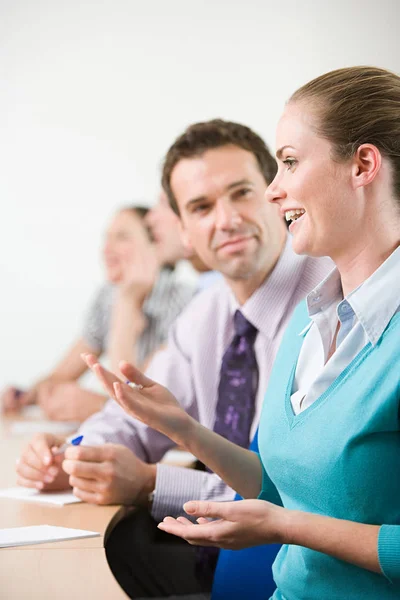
[265,177,286,205]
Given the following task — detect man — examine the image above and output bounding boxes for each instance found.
[16,119,332,597]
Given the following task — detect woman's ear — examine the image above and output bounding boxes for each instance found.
[352,144,382,190]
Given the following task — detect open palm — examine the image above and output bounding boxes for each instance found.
[82,354,191,445]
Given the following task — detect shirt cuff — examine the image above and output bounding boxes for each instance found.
[151,463,208,522]
[378,525,400,582]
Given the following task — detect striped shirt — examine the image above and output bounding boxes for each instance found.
[78,237,333,520]
[82,266,197,367]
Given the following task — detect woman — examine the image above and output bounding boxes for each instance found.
[83,66,400,598]
[2,206,195,422]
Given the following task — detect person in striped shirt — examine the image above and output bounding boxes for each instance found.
[2,204,196,422]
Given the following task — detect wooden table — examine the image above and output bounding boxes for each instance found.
[0,415,128,599]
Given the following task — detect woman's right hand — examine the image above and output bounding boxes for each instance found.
[82,354,193,447]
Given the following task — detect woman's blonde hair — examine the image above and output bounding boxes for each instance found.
[290,66,400,200]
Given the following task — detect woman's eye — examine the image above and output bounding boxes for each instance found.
[283,158,297,171]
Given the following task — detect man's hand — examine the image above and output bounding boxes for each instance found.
[16,433,71,491]
[158,499,289,550]
[37,382,107,422]
[82,354,192,447]
[62,443,157,506]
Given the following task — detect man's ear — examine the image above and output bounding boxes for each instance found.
[179,220,195,259]
[352,144,382,190]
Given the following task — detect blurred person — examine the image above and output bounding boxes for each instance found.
[2,205,195,421]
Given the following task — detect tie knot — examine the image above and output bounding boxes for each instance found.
[234,310,257,338]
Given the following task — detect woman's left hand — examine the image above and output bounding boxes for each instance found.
[158,499,289,550]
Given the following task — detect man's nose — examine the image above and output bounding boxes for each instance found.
[215,199,242,230]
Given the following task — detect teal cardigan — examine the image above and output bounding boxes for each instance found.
[258,301,400,600]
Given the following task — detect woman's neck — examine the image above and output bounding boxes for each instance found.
[334,229,400,297]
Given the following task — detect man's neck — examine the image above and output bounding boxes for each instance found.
[226,247,285,306]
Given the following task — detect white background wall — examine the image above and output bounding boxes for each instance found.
[1,0,399,388]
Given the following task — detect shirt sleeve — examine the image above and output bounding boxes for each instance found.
[81,285,111,353]
[152,465,236,521]
[378,525,400,582]
[77,309,203,474]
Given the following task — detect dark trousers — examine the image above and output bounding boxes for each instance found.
[105,509,217,599]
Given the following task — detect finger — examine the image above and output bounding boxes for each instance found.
[184,500,232,520]
[113,381,150,424]
[64,445,105,462]
[83,357,122,399]
[16,461,52,485]
[31,437,55,467]
[62,459,106,480]
[196,517,210,525]
[16,475,45,490]
[72,487,105,505]
[176,517,193,526]
[69,475,99,493]
[157,519,207,544]
[23,443,52,471]
[158,518,221,546]
[118,362,155,388]
[81,353,98,369]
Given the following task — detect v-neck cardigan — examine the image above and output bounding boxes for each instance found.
[258,301,400,599]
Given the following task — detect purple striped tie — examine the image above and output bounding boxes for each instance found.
[213,310,258,448]
[196,311,259,583]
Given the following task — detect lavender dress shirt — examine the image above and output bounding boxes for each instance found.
[77,236,332,520]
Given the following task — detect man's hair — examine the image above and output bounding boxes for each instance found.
[161,119,278,215]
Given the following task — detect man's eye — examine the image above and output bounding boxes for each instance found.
[233,188,252,200]
[283,158,297,171]
[193,204,209,213]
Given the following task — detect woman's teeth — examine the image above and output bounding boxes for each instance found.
[285,209,305,223]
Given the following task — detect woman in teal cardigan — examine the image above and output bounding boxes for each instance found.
[84,66,400,599]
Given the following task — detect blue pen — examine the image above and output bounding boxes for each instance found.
[53,435,84,456]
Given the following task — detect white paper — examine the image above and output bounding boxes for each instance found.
[10,421,79,435]
[0,487,82,505]
[0,525,99,548]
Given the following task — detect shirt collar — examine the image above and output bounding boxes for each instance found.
[228,235,316,340]
[304,245,400,346]
[346,245,400,345]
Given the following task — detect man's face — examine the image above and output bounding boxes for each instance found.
[170,145,286,281]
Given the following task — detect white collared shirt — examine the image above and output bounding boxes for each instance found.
[291,245,400,415]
